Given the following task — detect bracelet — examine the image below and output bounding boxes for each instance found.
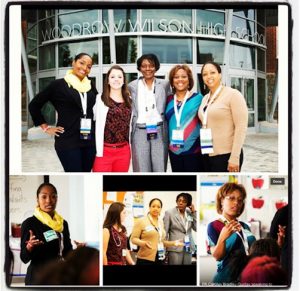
[43,126,50,132]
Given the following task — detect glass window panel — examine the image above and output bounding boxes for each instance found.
[244,78,254,111]
[248,113,255,127]
[38,9,55,20]
[103,36,137,64]
[28,50,37,74]
[231,77,242,92]
[232,16,255,42]
[197,39,224,64]
[142,9,192,33]
[257,24,266,45]
[233,9,255,20]
[39,17,55,44]
[196,10,225,35]
[58,39,98,67]
[142,37,192,63]
[39,44,55,70]
[102,9,137,33]
[258,78,266,121]
[58,9,85,14]
[58,10,98,38]
[257,9,266,26]
[257,48,266,72]
[230,44,255,69]
[39,77,56,125]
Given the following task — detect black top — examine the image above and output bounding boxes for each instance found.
[29,78,97,151]
[20,216,73,285]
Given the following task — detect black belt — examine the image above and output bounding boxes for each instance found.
[104,143,128,148]
[136,122,163,129]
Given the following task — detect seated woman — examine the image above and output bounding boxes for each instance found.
[103,202,134,265]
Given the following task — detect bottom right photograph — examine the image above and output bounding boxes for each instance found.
[199,175,290,287]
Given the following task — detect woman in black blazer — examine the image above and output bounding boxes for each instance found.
[20,183,73,285]
[29,53,98,172]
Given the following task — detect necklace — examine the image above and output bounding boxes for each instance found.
[111,226,122,247]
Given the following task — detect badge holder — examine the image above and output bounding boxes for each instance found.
[122,249,127,257]
[146,115,158,140]
[157,242,165,260]
[80,118,92,140]
[43,229,58,242]
[200,128,214,154]
[184,235,191,253]
[171,129,184,148]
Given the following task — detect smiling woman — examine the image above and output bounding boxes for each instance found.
[20,183,73,285]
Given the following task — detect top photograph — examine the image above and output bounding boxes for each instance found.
[9,3,290,173]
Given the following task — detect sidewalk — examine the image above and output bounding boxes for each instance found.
[21,132,278,173]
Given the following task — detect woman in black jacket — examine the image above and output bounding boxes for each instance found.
[20,183,73,285]
[29,53,98,172]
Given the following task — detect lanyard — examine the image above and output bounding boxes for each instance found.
[111,227,122,248]
[219,215,249,255]
[57,232,64,259]
[79,92,88,117]
[143,79,156,114]
[147,214,163,242]
[202,85,223,128]
[173,91,190,128]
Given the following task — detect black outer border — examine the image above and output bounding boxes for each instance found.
[3,1,293,290]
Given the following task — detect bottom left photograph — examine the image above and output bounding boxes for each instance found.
[7,174,101,287]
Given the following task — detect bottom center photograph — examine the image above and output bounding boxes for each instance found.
[102,175,197,286]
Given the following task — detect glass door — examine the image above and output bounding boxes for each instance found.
[231,77,255,127]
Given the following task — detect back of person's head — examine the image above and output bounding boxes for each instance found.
[249,238,281,261]
[240,255,288,285]
[34,247,99,285]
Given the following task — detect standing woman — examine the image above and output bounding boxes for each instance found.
[128,54,171,172]
[130,198,182,265]
[103,202,134,265]
[29,53,97,172]
[207,182,256,283]
[198,61,248,172]
[20,183,73,285]
[163,193,197,265]
[93,65,132,172]
[165,65,204,172]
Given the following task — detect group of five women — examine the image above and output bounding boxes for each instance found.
[29,53,248,173]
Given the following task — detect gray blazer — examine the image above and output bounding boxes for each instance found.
[128,77,171,135]
[163,207,197,252]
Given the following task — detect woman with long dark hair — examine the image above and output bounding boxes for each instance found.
[103,202,134,265]
[93,65,132,172]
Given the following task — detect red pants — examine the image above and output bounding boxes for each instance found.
[92,142,131,172]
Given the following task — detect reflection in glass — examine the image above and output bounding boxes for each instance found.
[38,17,55,44]
[197,39,224,64]
[233,9,255,20]
[257,49,266,72]
[142,37,192,63]
[39,77,56,125]
[59,39,98,67]
[196,10,225,35]
[258,78,266,121]
[58,10,98,38]
[230,44,255,69]
[257,9,266,26]
[244,78,254,110]
[142,9,192,33]
[39,44,55,70]
[102,9,137,33]
[38,9,55,20]
[103,37,137,64]
[231,16,255,42]
[248,113,255,127]
[231,77,242,92]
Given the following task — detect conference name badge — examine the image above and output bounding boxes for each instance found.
[200,128,214,154]
[146,118,158,140]
[80,118,92,140]
[171,129,184,148]
[43,230,58,242]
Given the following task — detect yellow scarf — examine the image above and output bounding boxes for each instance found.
[34,207,64,233]
[64,69,91,93]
